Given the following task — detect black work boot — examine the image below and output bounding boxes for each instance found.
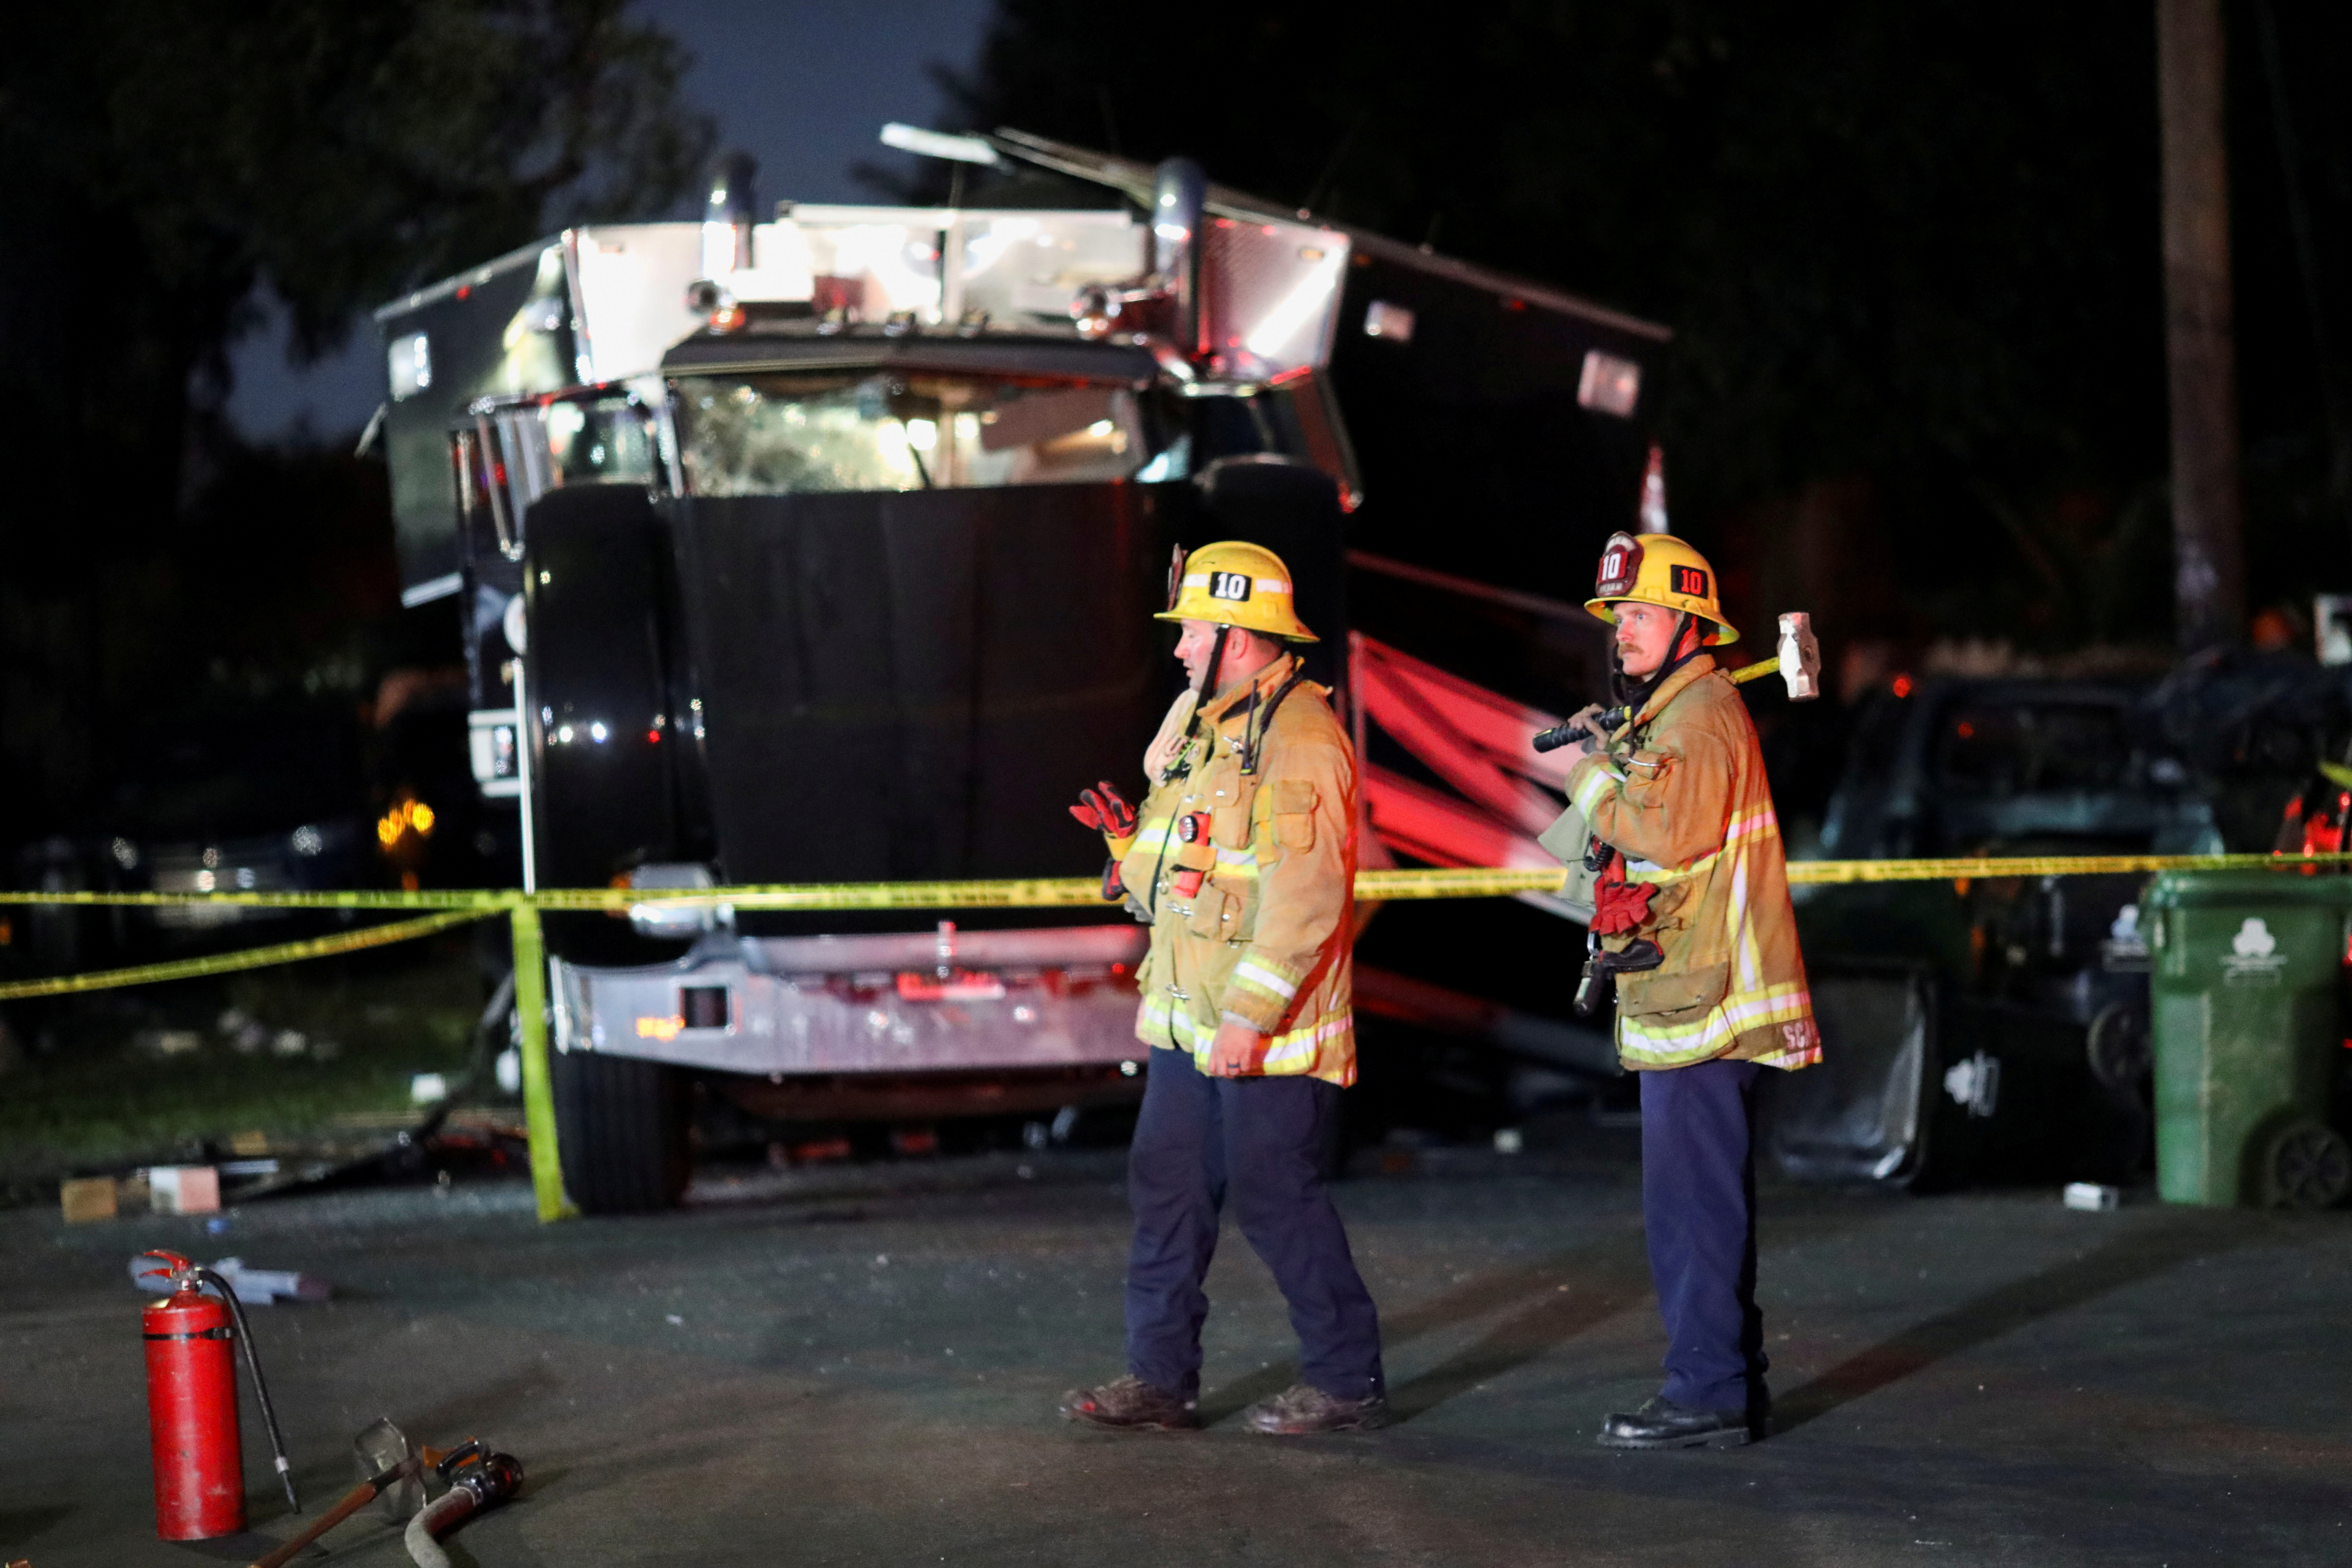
[1059,1375,1200,1430]
[1597,1395,1753,1449]
[1241,1383,1390,1435]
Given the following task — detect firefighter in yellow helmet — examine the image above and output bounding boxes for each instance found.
[1583,530,1740,644]
[1060,539,1385,1436]
[1551,531,1817,1450]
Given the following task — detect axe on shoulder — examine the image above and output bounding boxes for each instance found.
[1532,612,1821,753]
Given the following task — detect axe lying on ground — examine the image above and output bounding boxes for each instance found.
[247,1417,522,1568]
[1532,612,1821,753]
[247,1418,419,1568]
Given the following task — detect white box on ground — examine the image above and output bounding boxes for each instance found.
[148,1166,220,1216]
[2063,1182,2121,1212]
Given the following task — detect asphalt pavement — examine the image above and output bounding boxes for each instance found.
[5,1131,2348,1566]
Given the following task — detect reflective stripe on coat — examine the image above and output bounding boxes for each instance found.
[1564,654,1820,1072]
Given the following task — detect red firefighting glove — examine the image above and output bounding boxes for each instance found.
[1068,781,1140,858]
[1587,850,1656,936]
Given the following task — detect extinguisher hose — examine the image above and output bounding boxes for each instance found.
[191,1265,300,1512]
[402,1489,474,1568]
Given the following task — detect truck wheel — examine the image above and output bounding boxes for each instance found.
[2267,1123,2352,1210]
[552,1048,691,1214]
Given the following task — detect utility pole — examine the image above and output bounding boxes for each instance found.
[2158,0,2247,652]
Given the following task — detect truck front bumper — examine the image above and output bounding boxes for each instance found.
[551,924,1152,1077]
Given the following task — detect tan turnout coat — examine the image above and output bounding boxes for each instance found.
[1563,654,1820,1071]
[1122,654,1357,1085]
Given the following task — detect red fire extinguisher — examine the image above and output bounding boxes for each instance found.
[139,1250,300,1540]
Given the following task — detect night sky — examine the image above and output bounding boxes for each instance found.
[225,0,994,441]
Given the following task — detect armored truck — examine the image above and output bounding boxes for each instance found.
[372,128,1664,1210]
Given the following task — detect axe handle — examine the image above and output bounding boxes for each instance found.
[247,1478,380,1568]
[1726,660,1780,686]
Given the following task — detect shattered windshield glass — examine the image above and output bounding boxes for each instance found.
[670,371,1163,496]
[546,396,659,486]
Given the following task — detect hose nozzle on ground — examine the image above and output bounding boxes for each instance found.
[405,1440,524,1568]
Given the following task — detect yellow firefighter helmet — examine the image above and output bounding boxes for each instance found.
[1155,540,1318,642]
[1583,531,1738,645]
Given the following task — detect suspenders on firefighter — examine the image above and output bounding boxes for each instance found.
[1060,541,1387,1436]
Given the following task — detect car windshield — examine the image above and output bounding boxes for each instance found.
[1932,701,2132,794]
[670,371,1161,496]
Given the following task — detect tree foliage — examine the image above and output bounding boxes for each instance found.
[0,0,710,824]
[0,0,710,542]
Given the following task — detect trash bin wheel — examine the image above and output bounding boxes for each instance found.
[2266,1123,2352,1211]
[551,1048,692,1214]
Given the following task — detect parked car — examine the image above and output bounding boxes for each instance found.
[1766,674,2224,1188]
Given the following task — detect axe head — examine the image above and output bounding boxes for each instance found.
[1776,613,1821,701]
[355,1416,424,1521]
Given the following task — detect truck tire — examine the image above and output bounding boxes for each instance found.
[552,1047,691,1214]
[523,483,704,968]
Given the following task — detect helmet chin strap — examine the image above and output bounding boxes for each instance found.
[1178,623,1233,750]
[1612,610,1704,710]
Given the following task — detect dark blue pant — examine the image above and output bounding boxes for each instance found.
[1124,1047,1384,1401]
[1640,1056,1768,1412]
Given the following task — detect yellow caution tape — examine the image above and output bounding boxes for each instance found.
[545,853,2352,906]
[1784,850,2352,886]
[1356,867,1566,900]
[3,849,2340,1234]
[527,877,1112,912]
[5,853,2347,928]
[9,888,510,910]
[0,909,488,1000]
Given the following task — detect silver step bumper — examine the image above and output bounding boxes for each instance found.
[551,924,1152,1076]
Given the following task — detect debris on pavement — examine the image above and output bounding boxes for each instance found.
[59,1176,118,1223]
[149,1165,221,1215]
[129,1253,330,1303]
[2063,1181,2123,1211]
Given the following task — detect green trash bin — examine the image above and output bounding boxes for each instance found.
[2145,869,2352,1208]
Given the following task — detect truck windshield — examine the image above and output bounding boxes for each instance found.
[547,396,659,486]
[671,371,1158,496]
